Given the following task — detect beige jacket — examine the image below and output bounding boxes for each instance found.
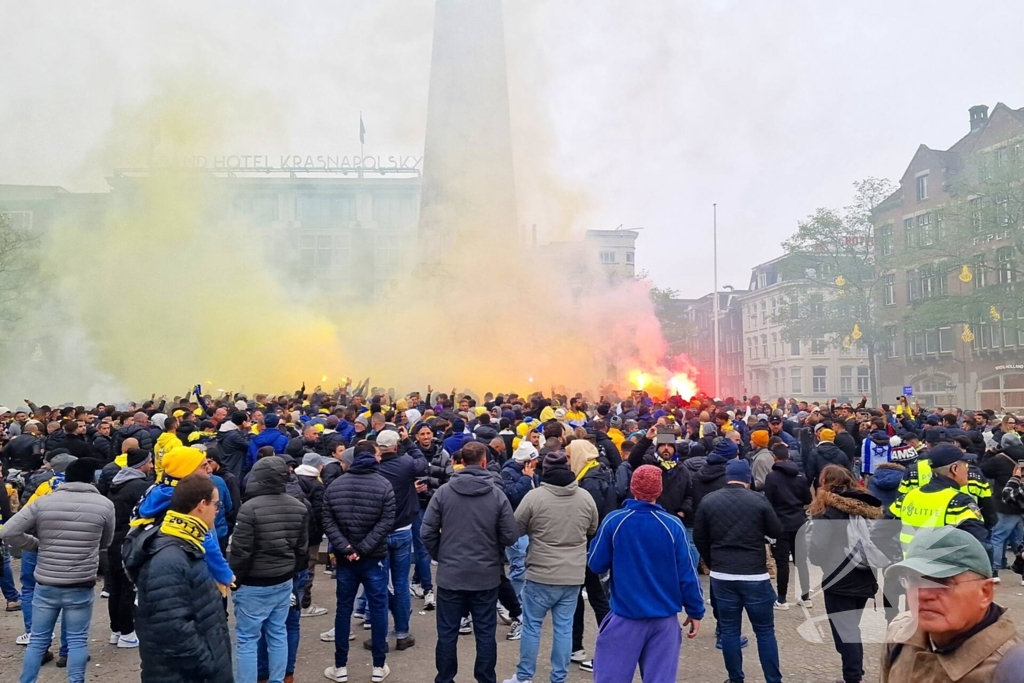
[514,481,599,585]
[881,607,1021,683]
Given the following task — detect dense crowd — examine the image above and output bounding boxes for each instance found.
[2,383,1024,683]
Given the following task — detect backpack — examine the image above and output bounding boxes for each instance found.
[843,515,890,572]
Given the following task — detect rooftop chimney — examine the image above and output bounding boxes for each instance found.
[969,104,989,132]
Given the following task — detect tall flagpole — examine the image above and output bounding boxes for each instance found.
[359,111,365,178]
[713,203,720,399]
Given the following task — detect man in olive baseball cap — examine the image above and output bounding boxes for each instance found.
[881,527,1020,682]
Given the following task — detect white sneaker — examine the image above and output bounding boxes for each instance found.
[371,664,390,682]
[109,631,121,645]
[324,665,348,682]
[570,649,587,663]
[16,632,30,646]
[410,583,424,599]
[301,604,329,617]
[321,628,336,642]
[423,590,435,611]
[773,601,789,611]
[581,588,588,600]
[497,604,512,625]
[100,590,109,598]
[993,576,1002,584]
[459,616,472,634]
[117,632,140,648]
[502,677,532,683]
[797,597,813,608]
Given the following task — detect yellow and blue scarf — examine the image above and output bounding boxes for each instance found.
[159,510,208,554]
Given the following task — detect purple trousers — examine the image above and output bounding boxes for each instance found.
[593,613,681,683]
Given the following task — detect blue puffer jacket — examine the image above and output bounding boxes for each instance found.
[499,459,536,510]
[246,428,290,470]
[866,463,905,510]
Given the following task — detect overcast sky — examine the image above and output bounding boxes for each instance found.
[2,0,1023,297]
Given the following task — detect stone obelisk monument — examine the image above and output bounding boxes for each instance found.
[418,0,518,263]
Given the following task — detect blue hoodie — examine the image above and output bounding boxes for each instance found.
[336,419,356,446]
[588,499,705,621]
[135,483,234,585]
[246,428,290,469]
[866,464,904,509]
[443,432,472,456]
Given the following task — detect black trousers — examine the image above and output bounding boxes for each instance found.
[436,586,499,683]
[462,573,521,621]
[823,591,868,683]
[572,566,610,653]
[106,546,134,635]
[771,528,810,603]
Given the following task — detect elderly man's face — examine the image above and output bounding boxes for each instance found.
[905,572,994,641]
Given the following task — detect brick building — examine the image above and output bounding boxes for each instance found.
[872,103,1024,410]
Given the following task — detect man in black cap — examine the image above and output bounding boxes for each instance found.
[888,443,989,555]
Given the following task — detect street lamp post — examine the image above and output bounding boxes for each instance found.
[713,203,720,399]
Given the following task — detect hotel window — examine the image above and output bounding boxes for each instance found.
[299,236,315,268]
[0,210,33,231]
[998,247,1015,284]
[917,174,928,201]
[811,336,826,356]
[812,367,827,393]
[771,332,778,356]
[760,302,767,325]
[974,255,987,288]
[918,213,933,246]
[904,218,916,247]
[840,367,853,395]
[883,274,895,306]
[791,367,802,394]
[625,252,634,264]
[316,236,333,267]
[970,197,983,232]
[886,325,898,358]
[599,251,616,264]
[857,366,870,393]
[762,334,768,359]
[790,338,801,356]
[939,326,954,353]
[876,223,893,256]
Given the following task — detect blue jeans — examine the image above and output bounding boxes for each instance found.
[20,584,92,683]
[384,528,413,637]
[505,535,529,601]
[257,571,306,679]
[436,586,499,683]
[711,578,782,683]
[682,526,700,574]
[20,550,36,633]
[1,549,20,602]
[334,558,389,668]
[989,513,1024,570]
[233,580,292,683]
[516,581,579,683]
[411,509,433,593]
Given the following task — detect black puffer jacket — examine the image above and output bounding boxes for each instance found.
[627,435,694,524]
[762,460,811,532]
[418,440,451,509]
[982,449,1021,515]
[91,434,113,463]
[691,455,730,512]
[124,531,233,683]
[693,483,783,575]
[807,488,881,598]
[113,423,154,454]
[229,457,309,586]
[322,452,396,561]
[217,427,251,480]
[377,439,427,530]
[806,441,854,488]
[593,432,622,471]
[107,470,153,552]
[2,434,41,472]
[577,462,619,523]
[295,471,326,545]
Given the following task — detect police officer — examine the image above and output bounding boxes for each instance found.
[897,435,997,527]
[888,443,989,552]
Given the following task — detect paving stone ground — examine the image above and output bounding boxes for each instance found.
[4,559,1024,683]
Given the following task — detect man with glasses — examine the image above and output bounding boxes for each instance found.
[882,527,1021,681]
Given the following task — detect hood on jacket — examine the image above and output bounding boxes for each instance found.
[869,430,891,445]
[111,466,149,487]
[682,455,707,473]
[540,479,580,496]
[448,466,499,497]
[815,441,846,463]
[137,484,174,520]
[246,456,288,497]
[819,488,882,518]
[770,460,801,477]
[474,425,499,441]
[566,440,599,475]
[869,463,906,491]
[696,460,728,482]
[349,451,379,474]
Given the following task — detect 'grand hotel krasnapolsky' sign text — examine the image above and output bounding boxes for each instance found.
[150,154,423,171]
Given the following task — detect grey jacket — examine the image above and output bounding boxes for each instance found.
[421,466,518,591]
[515,480,599,585]
[0,482,114,586]
[750,448,774,491]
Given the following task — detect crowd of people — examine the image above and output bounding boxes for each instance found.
[2,383,1024,683]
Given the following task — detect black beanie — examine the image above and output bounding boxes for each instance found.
[231,411,248,426]
[65,458,100,484]
[126,448,152,469]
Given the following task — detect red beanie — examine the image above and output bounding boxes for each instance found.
[630,464,663,502]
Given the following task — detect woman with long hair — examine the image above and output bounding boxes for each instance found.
[807,464,883,683]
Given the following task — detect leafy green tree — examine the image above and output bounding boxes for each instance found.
[776,178,897,405]
[0,212,38,338]
[902,146,1024,334]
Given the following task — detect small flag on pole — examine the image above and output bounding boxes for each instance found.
[359,113,366,145]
